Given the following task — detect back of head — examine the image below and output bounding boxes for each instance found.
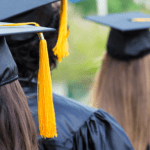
[89,12,150,150]
[92,52,150,150]
[5,3,60,79]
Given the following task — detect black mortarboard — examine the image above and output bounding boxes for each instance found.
[0,37,18,86]
[85,12,150,60]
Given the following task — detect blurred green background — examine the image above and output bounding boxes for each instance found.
[52,0,150,105]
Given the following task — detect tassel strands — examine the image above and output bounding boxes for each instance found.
[0,22,57,138]
[38,33,57,138]
[53,0,70,62]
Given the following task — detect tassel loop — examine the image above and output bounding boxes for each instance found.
[38,33,45,40]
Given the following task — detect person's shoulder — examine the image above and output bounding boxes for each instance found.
[53,93,96,113]
[52,93,97,142]
[24,89,133,150]
[41,106,134,150]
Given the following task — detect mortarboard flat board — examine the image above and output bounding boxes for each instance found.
[0,22,55,36]
[85,12,150,31]
[85,12,150,61]
[0,0,60,21]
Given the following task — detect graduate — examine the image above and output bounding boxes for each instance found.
[1,1,134,149]
[86,12,150,150]
[0,23,55,150]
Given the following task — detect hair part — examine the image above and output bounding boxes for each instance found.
[0,80,38,150]
[91,52,150,150]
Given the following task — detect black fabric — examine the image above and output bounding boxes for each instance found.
[107,28,150,61]
[4,3,54,43]
[146,145,150,150]
[0,0,59,21]
[0,37,18,86]
[22,82,134,150]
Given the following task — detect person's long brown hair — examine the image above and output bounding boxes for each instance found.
[0,80,38,150]
[91,52,150,150]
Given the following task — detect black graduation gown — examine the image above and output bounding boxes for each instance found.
[22,82,134,150]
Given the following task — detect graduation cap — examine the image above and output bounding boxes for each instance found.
[0,0,70,139]
[85,12,150,60]
[0,23,55,86]
[0,22,58,139]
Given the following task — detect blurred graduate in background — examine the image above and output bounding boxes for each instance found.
[87,12,150,150]
[1,0,135,149]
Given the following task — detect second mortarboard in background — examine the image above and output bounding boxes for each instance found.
[85,12,150,60]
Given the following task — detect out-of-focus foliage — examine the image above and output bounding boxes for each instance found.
[52,4,109,84]
[72,0,97,16]
[70,0,144,16]
[108,0,144,13]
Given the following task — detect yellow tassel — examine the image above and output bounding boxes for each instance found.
[0,23,57,138]
[53,0,70,62]
[38,34,57,138]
